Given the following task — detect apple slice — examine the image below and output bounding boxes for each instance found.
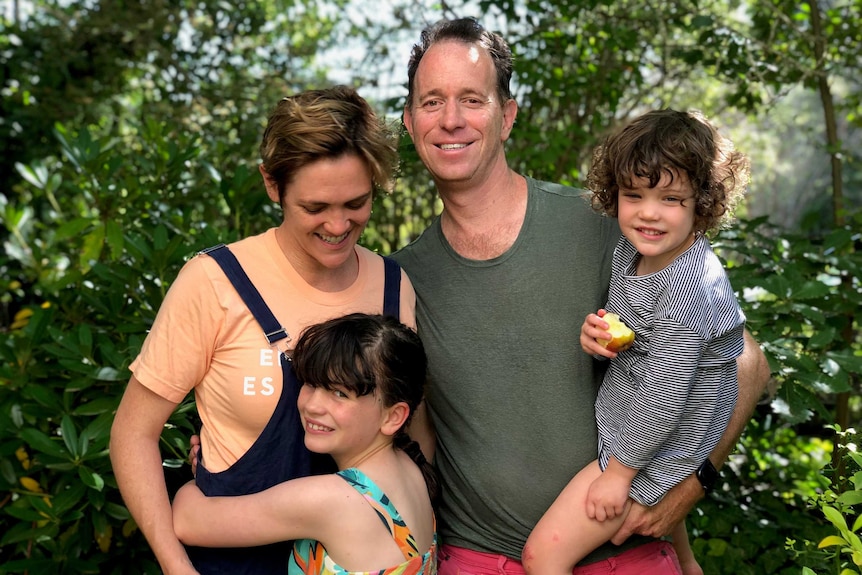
[599,313,635,352]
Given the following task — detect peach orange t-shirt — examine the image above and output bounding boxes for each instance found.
[130,229,416,471]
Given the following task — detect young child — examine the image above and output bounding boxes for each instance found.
[172,313,437,574]
[523,109,750,574]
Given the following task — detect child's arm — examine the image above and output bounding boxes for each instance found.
[585,455,637,521]
[172,476,345,547]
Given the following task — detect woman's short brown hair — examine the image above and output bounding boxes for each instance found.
[259,85,399,206]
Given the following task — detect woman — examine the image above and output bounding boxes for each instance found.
[173,313,437,574]
[110,86,418,575]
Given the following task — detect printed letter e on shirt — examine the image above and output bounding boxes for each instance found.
[242,349,278,395]
[243,376,276,396]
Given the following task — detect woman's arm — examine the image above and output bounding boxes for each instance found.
[110,377,197,575]
[172,474,348,548]
[611,329,770,543]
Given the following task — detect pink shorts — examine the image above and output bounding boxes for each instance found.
[437,540,683,575]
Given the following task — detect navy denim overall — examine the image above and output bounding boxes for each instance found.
[186,244,402,574]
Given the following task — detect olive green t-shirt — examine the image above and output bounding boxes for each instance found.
[394,178,649,562]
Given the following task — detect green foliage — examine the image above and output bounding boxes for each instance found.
[715,215,861,424]
[689,418,833,575]
[792,427,862,575]
[0,114,263,571]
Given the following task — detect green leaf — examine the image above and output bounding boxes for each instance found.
[790,280,832,300]
[105,501,131,520]
[61,415,79,458]
[106,218,124,260]
[826,351,862,374]
[0,459,16,484]
[691,15,714,28]
[92,366,124,381]
[78,324,93,357]
[823,505,849,530]
[80,226,106,271]
[837,490,862,506]
[15,161,48,189]
[73,397,119,416]
[55,217,92,242]
[20,428,69,459]
[823,226,855,252]
[807,326,838,350]
[52,481,87,515]
[78,466,105,492]
[818,534,847,548]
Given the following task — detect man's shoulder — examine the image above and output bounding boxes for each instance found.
[526,177,614,233]
[527,176,590,201]
[390,218,441,269]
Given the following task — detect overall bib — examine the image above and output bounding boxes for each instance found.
[186,244,402,574]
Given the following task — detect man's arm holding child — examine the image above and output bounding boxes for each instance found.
[611,329,770,544]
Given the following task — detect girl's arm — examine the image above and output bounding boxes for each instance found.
[172,474,349,548]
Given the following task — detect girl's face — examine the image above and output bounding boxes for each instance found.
[264,153,373,288]
[617,168,696,275]
[297,383,390,467]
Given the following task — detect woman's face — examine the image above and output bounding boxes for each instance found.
[264,153,373,285]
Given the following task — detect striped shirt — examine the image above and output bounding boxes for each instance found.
[596,234,744,505]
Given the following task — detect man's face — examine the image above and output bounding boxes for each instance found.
[403,40,516,190]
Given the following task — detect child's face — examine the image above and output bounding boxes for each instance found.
[297,382,388,466]
[617,168,696,274]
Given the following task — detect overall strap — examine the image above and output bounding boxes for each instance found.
[382,256,401,319]
[199,244,288,345]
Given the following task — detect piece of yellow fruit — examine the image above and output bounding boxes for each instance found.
[599,313,635,352]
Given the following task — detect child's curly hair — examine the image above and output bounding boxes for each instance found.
[587,109,750,235]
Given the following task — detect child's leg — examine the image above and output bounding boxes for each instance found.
[672,519,704,575]
[522,460,627,575]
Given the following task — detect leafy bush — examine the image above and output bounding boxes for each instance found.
[0,120,248,573]
[798,427,862,575]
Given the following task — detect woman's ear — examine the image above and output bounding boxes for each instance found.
[259,165,280,204]
[380,402,410,437]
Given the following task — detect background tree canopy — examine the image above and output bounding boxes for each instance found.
[0,1,860,573]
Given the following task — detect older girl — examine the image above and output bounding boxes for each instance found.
[173,313,437,574]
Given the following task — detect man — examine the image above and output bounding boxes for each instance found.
[393,17,770,573]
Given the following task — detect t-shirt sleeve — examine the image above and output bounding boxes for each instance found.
[130,256,224,404]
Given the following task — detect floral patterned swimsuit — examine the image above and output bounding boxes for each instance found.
[288,468,437,575]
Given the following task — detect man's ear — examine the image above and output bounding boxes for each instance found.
[402,106,415,141]
[259,165,280,204]
[501,98,518,141]
[381,402,410,437]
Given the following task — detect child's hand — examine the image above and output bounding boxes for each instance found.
[586,456,635,522]
[585,470,631,522]
[580,309,617,358]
